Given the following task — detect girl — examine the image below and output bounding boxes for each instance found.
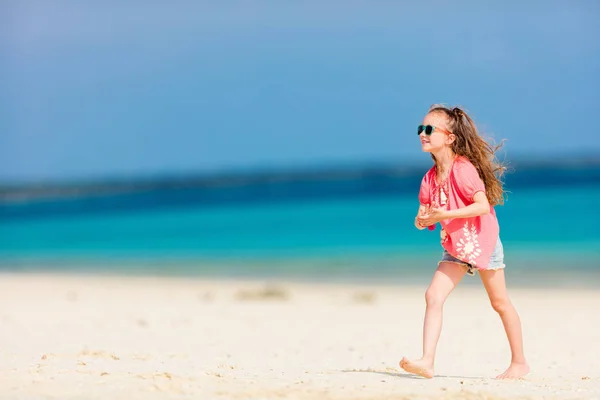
[399,105,529,380]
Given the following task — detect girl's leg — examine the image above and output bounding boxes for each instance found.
[400,262,466,378]
[479,268,530,379]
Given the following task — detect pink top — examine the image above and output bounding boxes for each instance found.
[419,156,499,270]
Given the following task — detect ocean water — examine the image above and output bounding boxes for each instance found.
[1,166,599,286]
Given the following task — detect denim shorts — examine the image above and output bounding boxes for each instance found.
[440,238,505,276]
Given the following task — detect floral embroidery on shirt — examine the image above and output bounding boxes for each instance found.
[456,221,482,265]
[439,185,448,206]
[430,181,449,210]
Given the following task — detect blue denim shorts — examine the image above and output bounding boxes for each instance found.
[440,238,505,276]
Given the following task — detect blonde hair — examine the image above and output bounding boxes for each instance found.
[428,104,507,206]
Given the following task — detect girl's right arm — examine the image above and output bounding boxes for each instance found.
[417,171,432,230]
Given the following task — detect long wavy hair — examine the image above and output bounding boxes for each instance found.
[428,104,507,206]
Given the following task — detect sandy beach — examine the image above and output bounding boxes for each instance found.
[0,272,599,400]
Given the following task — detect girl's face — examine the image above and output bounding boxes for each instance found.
[419,112,454,153]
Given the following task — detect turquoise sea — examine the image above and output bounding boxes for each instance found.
[1,164,599,287]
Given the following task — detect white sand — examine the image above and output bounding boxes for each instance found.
[0,272,599,399]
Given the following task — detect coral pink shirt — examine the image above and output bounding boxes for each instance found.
[419,156,499,269]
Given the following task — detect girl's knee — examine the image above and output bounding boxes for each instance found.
[425,288,445,307]
[490,297,511,314]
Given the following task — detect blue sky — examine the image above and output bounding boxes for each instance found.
[1,1,599,183]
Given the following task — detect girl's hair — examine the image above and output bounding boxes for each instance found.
[428,104,507,206]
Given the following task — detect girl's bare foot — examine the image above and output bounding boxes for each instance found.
[399,357,434,379]
[496,362,530,379]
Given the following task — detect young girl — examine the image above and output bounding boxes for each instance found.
[399,105,529,380]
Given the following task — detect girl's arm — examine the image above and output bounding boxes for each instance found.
[443,191,490,219]
[417,192,490,226]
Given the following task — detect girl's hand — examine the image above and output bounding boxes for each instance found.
[414,204,429,230]
[415,217,425,230]
[417,207,447,227]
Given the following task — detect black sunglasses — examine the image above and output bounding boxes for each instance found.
[417,125,452,136]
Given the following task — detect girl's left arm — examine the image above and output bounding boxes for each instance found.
[417,191,490,226]
[443,191,490,219]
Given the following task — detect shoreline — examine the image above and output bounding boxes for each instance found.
[1,267,599,290]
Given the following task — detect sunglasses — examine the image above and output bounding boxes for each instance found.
[417,125,452,136]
